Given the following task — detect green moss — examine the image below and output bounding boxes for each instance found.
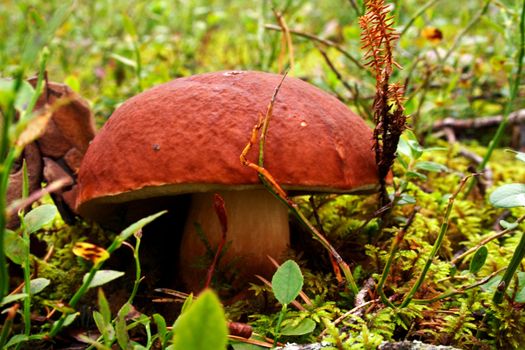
[34,220,114,301]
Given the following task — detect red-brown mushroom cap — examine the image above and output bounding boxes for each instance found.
[76,70,380,221]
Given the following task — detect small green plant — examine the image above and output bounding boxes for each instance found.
[0,203,57,349]
[85,288,171,350]
[48,211,166,338]
[271,259,305,348]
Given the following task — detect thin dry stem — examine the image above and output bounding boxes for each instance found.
[272,9,295,74]
[240,73,360,294]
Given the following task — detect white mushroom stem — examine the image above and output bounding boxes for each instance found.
[179,189,290,291]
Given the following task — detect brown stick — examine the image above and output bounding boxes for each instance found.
[265,24,366,70]
[272,9,295,74]
[6,178,70,218]
[432,109,525,131]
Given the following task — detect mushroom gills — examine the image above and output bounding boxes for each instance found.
[180,189,290,291]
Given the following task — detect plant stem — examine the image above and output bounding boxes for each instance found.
[19,163,30,345]
[49,212,165,337]
[377,209,417,308]
[466,0,524,194]
[0,304,18,348]
[132,41,143,92]
[399,175,470,308]
[242,72,360,295]
[264,24,366,70]
[127,233,143,305]
[272,303,287,349]
[451,214,525,265]
[0,71,24,302]
[493,230,525,304]
[49,238,119,337]
[442,0,492,63]
[399,0,443,37]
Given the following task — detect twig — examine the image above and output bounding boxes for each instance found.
[442,0,491,63]
[451,214,525,266]
[316,45,356,98]
[412,267,505,304]
[399,175,473,308]
[319,298,379,337]
[355,277,375,315]
[308,196,343,284]
[377,208,419,309]
[457,148,493,189]
[240,73,360,295]
[228,334,282,348]
[6,178,71,218]
[432,110,525,131]
[315,45,371,120]
[399,0,443,37]
[466,0,524,196]
[272,9,294,74]
[265,24,366,70]
[347,0,360,16]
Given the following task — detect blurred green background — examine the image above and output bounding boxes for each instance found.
[0,0,521,134]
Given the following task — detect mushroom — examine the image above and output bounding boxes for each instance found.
[76,70,381,290]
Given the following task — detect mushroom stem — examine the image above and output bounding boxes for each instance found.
[179,189,290,291]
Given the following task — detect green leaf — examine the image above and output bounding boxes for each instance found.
[111,53,137,68]
[172,289,228,350]
[4,229,28,265]
[118,211,167,242]
[63,313,79,327]
[116,304,130,350]
[516,286,525,303]
[122,14,138,39]
[406,171,427,181]
[24,204,58,234]
[93,310,115,346]
[489,184,525,208]
[500,220,519,230]
[469,246,488,274]
[84,270,125,289]
[180,293,194,315]
[0,79,35,112]
[30,278,50,294]
[153,314,167,345]
[98,288,112,325]
[516,151,525,163]
[0,293,28,306]
[15,81,36,113]
[64,75,80,92]
[414,161,448,173]
[480,275,502,292]
[407,139,424,159]
[280,318,316,336]
[515,272,525,303]
[4,334,30,348]
[397,137,412,159]
[397,154,409,169]
[506,149,525,163]
[271,260,303,305]
[398,194,416,205]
